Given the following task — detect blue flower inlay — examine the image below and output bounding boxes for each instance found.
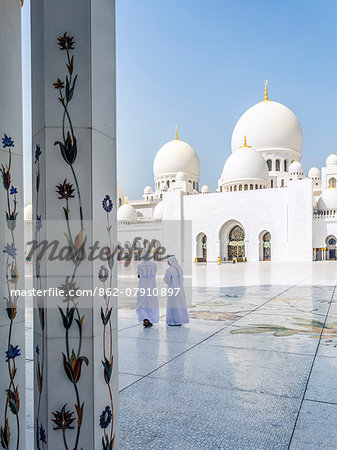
[5,344,20,362]
[35,144,42,163]
[99,406,112,429]
[2,134,14,148]
[3,243,17,258]
[102,194,113,213]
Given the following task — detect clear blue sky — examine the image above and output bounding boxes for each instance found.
[23,0,337,202]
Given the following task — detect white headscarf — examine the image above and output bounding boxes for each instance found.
[167,255,183,278]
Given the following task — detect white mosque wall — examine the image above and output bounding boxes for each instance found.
[322,165,337,189]
[313,214,337,248]
[153,180,314,263]
[117,221,163,248]
[287,179,313,261]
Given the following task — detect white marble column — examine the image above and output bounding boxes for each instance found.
[31,1,118,448]
[0,1,25,449]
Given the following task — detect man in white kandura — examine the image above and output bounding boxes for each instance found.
[164,255,189,326]
[136,258,159,328]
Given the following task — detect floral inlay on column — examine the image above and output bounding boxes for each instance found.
[0,135,21,450]
[34,144,47,449]
[99,194,115,449]
[51,33,88,450]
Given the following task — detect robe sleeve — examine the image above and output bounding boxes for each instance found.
[164,268,172,285]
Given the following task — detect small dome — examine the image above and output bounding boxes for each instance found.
[289,161,303,174]
[220,141,269,185]
[143,185,153,194]
[326,153,337,166]
[117,203,137,222]
[308,166,320,178]
[153,201,164,220]
[24,203,32,221]
[201,185,210,193]
[153,134,200,179]
[176,171,185,181]
[318,188,337,210]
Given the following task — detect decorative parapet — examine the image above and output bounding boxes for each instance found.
[118,219,162,229]
[313,210,337,220]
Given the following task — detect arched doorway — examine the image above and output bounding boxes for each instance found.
[219,221,246,260]
[326,235,337,260]
[259,231,271,261]
[228,225,245,260]
[196,232,207,262]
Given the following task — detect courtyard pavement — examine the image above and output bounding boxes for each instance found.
[26,262,337,449]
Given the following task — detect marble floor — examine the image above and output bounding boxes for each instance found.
[26,262,337,448]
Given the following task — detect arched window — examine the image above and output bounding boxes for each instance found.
[234,185,237,191]
[281,179,285,187]
[230,186,232,192]
[250,184,253,190]
[329,178,336,188]
[167,180,170,188]
[239,185,242,191]
[220,186,223,192]
[271,180,273,188]
[266,159,272,171]
[276,160,280,171]
[255,184,258,189]
[244,184,248,190]
[284,160,288,171]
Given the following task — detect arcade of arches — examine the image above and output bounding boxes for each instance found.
[314,236,337,261]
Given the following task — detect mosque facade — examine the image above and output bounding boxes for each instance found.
[26,83,337,263]
[117,82,337,263]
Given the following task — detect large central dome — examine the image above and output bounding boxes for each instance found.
[231,86,303,157]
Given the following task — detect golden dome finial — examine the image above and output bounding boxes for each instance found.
[125,197,128,204]
[264,80,269,101]
[240,135,251,148]
[175,125,178,140]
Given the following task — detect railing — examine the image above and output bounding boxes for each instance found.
[313,210,337,220]
[118,219,162,228]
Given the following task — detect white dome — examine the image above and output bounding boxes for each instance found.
[143,185,153,194]
[24,203,32,221]
[117,203,137,222]
[308,166,320,178]
[153,201,164,220]
[289,161,303,174]
[318,188,337,211]
[153,138,200,179]
[231,100,302,156]
[326,153,337,166]
[201,185,210,193]
[221,144,269,184]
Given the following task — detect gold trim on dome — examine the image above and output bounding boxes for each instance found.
[264,80,269,101]
[240,135,251,148]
